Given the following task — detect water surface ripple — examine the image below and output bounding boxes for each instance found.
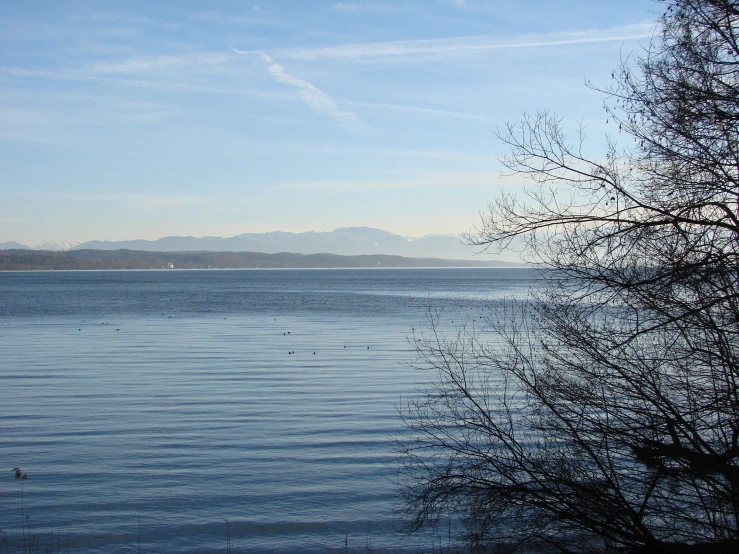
[0,268,534,553]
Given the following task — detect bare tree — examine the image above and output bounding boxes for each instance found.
[398,1,739,552]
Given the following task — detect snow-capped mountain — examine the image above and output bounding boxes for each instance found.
[34,240,80,251]
[0,240,80,251]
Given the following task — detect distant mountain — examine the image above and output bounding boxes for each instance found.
[0,241,31,250]
[72,227,494,261]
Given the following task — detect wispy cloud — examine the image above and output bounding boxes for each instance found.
[280,22,653,61]
[189,7,300,28]
[277,171,501,191]
[0,66,70,79]
[341,100,495,122]
[87,52,232,74]
[232,48,371,132]
[0,216,40,224]
[0,64,293,101]
[69,193,208,208]
[333,2,361,11]
[94,77,293,100]
[0,107,90,145]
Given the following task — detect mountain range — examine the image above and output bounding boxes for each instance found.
[1,227,504,261]
[0,240,80,251]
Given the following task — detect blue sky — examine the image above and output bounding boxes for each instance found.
[0,0,656,245]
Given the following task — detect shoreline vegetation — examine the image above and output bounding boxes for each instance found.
[0,249,520,271]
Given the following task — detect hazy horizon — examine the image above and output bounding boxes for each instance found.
[1,225,460,248]
[1,225,523,261]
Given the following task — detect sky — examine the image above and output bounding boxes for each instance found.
[0,0,657,246]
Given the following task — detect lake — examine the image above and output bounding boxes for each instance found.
[0,268,535,553]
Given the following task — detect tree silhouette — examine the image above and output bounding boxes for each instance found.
[398,1,739,551]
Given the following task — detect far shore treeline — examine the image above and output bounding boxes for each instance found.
[0,249,518,271]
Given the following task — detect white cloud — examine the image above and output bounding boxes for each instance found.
[232,48,371,132]
[280,22,654,62]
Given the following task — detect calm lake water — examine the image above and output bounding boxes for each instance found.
[0,268,535,553]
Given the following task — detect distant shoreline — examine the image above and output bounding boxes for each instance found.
[0,248,522,271]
